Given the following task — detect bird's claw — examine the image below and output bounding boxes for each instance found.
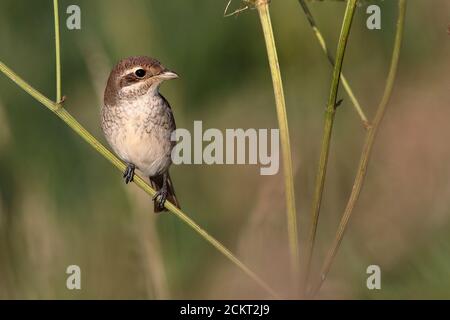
[123,164,135,184]
[152,188,168,210]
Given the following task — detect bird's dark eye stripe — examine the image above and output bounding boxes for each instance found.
[135,69,146,77]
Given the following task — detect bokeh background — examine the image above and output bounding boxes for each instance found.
[0,0,449,299]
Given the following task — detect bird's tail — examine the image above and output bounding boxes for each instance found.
[150,173,180,213]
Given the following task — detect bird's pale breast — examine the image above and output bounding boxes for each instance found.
[102,93,175,177]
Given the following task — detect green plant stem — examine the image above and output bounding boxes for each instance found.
[310,0,407,297]
[255,0,300,286]
[0,60,278,298]
[303,0,357,293]
[297,0,369,128]
[53,0,61,102]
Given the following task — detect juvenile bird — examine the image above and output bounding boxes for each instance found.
[101,56,180,212]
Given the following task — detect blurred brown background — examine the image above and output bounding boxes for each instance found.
[0,0,449,299]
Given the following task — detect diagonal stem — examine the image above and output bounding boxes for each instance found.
[310,0,407,297]
[255,0,300,290]
[303,0,358,293]
[297,0,369,128]
[0,60,278,298]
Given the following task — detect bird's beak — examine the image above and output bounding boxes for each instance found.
[157,69,179,80]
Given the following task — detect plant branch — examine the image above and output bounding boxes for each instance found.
[53,0,62,102]
[297,0,369,128]
[310,0,407,297]
[255,0,300,288]
[303,0,358,293]
[0,64,278,298]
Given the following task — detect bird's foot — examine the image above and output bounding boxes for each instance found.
[152,187,168,210]
[123,164,135,184]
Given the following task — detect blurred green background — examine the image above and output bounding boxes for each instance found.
[0,0,449,299]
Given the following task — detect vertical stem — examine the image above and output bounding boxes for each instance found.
[53,0,62,102]
[256,0,300,288]
[311,0,407,297]
[297,0,369,127]
[303,0,358,292]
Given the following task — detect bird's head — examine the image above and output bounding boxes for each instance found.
[104,56,178,104]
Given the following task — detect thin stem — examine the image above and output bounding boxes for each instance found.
[256,0,300,288]
[303,0,358,293]
[310,0,407,297]
[0,60,278,298]
[297,0,369,128]
[53,0,61,102]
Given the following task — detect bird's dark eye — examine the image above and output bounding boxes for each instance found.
[135,69,146,78]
